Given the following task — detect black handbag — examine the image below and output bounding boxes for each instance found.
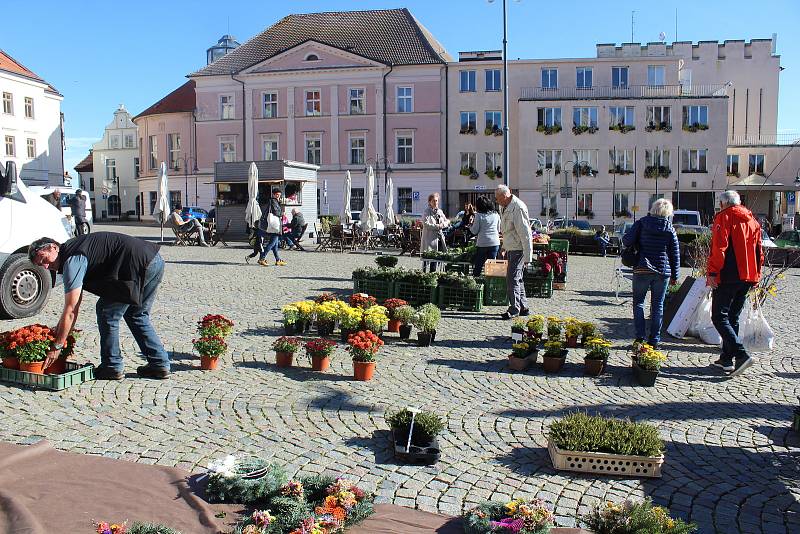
[620,245,639,268]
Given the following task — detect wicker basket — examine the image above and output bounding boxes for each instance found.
[548,440,663,478]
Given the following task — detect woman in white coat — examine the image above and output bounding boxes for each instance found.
[421,193,449,271]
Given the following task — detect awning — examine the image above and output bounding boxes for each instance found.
[729,173,799,192]
[213,160,318,184]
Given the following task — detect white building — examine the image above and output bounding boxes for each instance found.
[0,49,64,186]
[91,105,139,219]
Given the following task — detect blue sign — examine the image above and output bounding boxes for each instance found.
[788,191,796,204]
[412,191,420,200]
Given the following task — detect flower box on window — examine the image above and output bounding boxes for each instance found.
[459,127,478,135]
[682,122,709,132]
[536,124,562,135]
[644,166,671,178]
[484,125,503,136]
[726,171,740,178]
[645,121,672,132]
[609,165,634,175]
[609,123,636,133]
[614,210,632,218]
[572,125,598,135]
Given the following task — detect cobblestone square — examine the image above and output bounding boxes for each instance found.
[2,223,799,533]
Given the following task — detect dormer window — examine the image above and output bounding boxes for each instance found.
[305,53,320,61]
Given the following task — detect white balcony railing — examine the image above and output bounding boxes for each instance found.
[727,133,800,146]
[520,84,729,101]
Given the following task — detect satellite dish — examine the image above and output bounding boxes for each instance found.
[658,32,666,42]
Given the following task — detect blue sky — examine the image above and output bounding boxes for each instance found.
[3,0,798,174]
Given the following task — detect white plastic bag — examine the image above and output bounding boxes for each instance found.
[739,303,775,352]
[694,294,722,345]
[667,277,708,339]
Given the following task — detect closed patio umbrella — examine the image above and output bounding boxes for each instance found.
[341,171,352,225]
[244,162,262,228]
[151,162,171,242]
[362,165,379,233]
[385,173,396,226]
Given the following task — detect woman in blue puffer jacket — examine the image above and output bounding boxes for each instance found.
[622,198,680,348]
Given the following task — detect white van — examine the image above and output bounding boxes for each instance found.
[0,162,72,318]
[28,185,93,236]
[671,210,705,232]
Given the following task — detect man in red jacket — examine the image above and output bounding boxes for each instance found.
[706,190,763,377]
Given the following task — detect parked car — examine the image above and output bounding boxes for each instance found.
[551,219,592,231]
[181,206,209,221]
[775,230,800,248]
[529,218,544,232]
[29,186,93,236]
[762,229,777,248]
[671,209,705,232]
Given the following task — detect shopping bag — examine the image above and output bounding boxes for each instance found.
[667,277,708,339]
[694,294,722,346]
[267,213,281,234]
[739,303,775,352]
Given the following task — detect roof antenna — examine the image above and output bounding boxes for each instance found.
[631,10,635,43]
[675,8,678,42]
[227,16,230,35]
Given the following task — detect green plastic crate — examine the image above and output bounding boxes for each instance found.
[444,262,473,276]
[482,276,508,306]
[0,362,94,391]
[393,281,438,307]
[549,239,570,253]
[438,284,484,312]
[524,271,554,299]
[353,278,394,301]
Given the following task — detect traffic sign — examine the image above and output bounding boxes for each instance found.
[559,187,573,198]
[788,191,796,204]
[412,191,420,200]
[632,205,640,212]
[474,185,486,191]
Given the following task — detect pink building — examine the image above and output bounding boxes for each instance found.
[189,8,451,221]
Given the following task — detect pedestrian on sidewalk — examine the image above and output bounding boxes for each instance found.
[258,190,286,266]
[707,190,763,377]
[69,190,88,236]
[29,232,171,380]
[495,184,532,320]
[470,196,501,277]
[420,193,449,272]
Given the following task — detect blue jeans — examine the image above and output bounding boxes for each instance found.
[632,272,669,345]
[711,281,753,364]
[259,234,281,261]
[473,245,500,277]
[96,254,169,372]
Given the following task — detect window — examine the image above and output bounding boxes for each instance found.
[262,134,279,161]
[609,148,634,173]
[148,135,158,169]
[485,69,501,91]
[26,138,35,158]
[646,106,671,129]
[541,193,558,214]
[576,67,592,89]
[536,150,562,173]
[24,97,33,118]
[107,195,121,217]
[349,88,365,115]
[124,133,135,148]
[110,135,120,149]
[219,136,236,162]
[396,133,413,164]
[612,67,628,88]
[305,90,321,116]
[460,111,477,133]
[682,149,708,172]
[460,152,477,173]
[262,92,278,118]
[168,133,181,169]
[645,149,670,168]
[683,105,709,128]
[350,187,365,212]
[2,92,12,115]
[105,158,117,180]
[485,111,502,132]
[349,134,365,165]
[572,107,597,128]
[220,94,234,119]
[305,133,321,165]
[727,154,739,176]
[4,135,14,157]
[609,106,635,127]
[460,70,476,92]
[485,152,502,173]
[305,53,319,61]
[169,191,181,209]
[149,191,157,215]
[647,65,665,86]
[537,107,561,127]
[572,149,598,174]
[89,176,95,191]
[398,187,412,214]
[614,193,629,215]
[134,157,140,178]
[749,154,765,175]
[541,68,558,89]
[396,86,413,113]
[577,193,593,216]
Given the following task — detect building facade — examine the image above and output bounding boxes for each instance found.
[90,105,139,219]
[0,50,64,186]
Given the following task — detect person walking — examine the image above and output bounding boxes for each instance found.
[421,193,449,272]
[707,190,763,377]
[69,189,88,236]
[495,185,532,320]
[258,190,286,266]
[622,198,680,348]
[470,196,501,276]
[29,232,171,380]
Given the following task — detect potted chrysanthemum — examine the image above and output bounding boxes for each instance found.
[305,338,336,372]
[542,340,567,373]
[393,305,415,340]
[383,298,408,333]
[193,334,227,370]
[584,337,611,376]
[272,336,302,368]
[346,330,383,381]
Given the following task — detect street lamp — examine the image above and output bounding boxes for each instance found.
[565,160,593,221]
[175,154,200,207]
[364,155,391,212]
[543,167,553,228]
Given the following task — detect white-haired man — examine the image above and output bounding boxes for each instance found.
[495,184,533,319]
[707,190,763,377]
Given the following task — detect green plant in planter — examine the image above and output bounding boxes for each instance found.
[580,321,597,340]
[375,255,398,268]
[564,318,582,340]
[543,340,564,357]
[584,337,611,360]
[398,269,439,286]
[352,266,380,281]
[386,408,445,444]
[511,341,532,357]
[527,315,546,335]
[392,305,415,324]
[412,303,441,333]
[436,272,479,290]
[638,347,667,371]
[546,316,562,340]
[281,305,299,325]
[548,412,664,457]
[581,499,697,534]
[512,318,527,332]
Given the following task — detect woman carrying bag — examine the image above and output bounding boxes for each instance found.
[258,190,287,266]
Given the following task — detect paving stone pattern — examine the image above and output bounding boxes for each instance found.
[2,224,799,533]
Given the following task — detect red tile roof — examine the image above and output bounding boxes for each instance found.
[74,152,93,173]
[0,49,61,95]
[133,80,196,120]
[191,8,450,76]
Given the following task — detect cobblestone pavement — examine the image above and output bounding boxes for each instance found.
[2,223,799,533]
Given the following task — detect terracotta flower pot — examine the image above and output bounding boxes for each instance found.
[508,355,530,371]
[399,324,412,340]
[275,351,294,367]
[542,350,568,373]
[310,354,330,372]
[19,361,45,374]
[566,336,579,348]
[584,357,606,376]
[353,360,376,381]
[200,355,219,370]
[2,356,20,370]
[44,357,67,375]
[387,319,402,333]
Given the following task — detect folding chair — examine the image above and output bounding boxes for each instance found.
[613,254,634,303]
[171,225,197,246]
[211,220,232,247]
[315,222,332,251]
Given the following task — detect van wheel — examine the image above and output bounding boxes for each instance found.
[0,253,52,319]
[81,222,91,235]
